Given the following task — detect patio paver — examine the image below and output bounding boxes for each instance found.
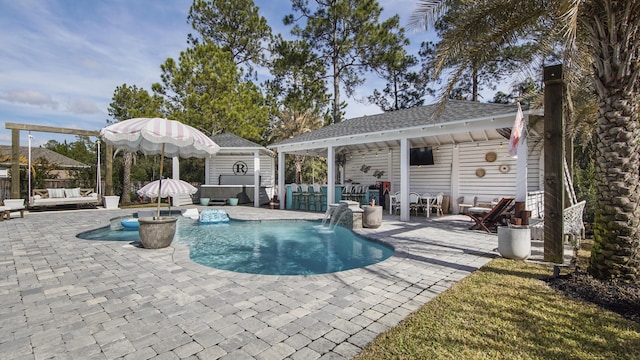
[0,206,562,359]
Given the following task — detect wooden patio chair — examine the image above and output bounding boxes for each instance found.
[466,197,515,233]
[429,192,445,217]
[409,192,422,216]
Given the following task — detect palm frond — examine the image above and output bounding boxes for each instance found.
[409,0,448,31]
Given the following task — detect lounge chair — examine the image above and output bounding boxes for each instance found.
[466,197,515,233]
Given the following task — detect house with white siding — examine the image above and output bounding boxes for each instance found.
[201,133,275,207]
[268,100,544,221]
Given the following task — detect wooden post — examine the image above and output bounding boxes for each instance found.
[11,129,20,199]
[543,64,565,263]
[105,144,113,196]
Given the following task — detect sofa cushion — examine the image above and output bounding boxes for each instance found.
[47,188,66,198]
[64,188,82,198]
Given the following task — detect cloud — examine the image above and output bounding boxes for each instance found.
[66,98,101,114]
[0,89,59,109]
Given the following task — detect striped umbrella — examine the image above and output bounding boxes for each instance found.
[99,117,219,158]
[100,118,219,217]
[137,178,198,199]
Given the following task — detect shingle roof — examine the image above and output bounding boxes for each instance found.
[0,146,89,168]
[270,100,519,147]
[210,133,265,148]
[210,133,274,156]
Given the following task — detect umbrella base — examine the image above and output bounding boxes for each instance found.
[138,217,177,249]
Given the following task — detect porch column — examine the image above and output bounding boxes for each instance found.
[172,157,179,180]
[400,138,410,222]
[450,145,461,214]
[254,150,260,208]
[204,155,210,184]
[515,119,528,202]
[327,146,335,206]
[278,150,285,209]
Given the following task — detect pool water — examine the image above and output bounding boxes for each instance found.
[77,217,393,275]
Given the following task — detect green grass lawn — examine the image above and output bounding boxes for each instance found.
[355,256,640,360]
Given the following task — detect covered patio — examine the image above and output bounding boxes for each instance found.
[269,100,544,221]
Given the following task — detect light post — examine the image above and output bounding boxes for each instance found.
[27,132,34,206]
[96,139,101,196]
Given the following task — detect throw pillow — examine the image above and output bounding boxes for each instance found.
[64,188,82,198]
[47,188,66,198]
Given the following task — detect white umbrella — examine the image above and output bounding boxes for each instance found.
[137,178,198,199]
[137,178,198,213]
[99,117,219,157]
[100,118,219,217]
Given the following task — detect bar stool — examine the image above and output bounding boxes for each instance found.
[291,183,301,209]
[319,185,328,211]
[299,184,310,210]
[312,184,323,211]
[341,184,351,201]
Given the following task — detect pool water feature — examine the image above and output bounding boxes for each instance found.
[77,216,393,276]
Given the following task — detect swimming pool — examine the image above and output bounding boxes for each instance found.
[77,217,394,275]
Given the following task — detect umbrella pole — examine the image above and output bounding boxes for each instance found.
[157,144,164,219]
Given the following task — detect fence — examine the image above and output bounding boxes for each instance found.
[526,190,544,219]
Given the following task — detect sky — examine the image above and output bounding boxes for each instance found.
[0,0,439,147]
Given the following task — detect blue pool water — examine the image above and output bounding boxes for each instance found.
[77,217,393,275]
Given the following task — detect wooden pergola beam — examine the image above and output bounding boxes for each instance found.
[5,122,100,136]
[4,122,112,199]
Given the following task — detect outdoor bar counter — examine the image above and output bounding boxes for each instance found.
[285,185,344,211]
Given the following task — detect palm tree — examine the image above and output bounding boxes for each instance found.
[269,109,324,183]
[108,84,164,205]
[413,0,640,281]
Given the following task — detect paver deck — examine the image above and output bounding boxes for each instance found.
[0,206,564,359]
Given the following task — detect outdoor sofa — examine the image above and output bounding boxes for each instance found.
[31,188,101,208]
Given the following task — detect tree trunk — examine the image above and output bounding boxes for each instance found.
[471,65,479,102]
[333,55,341,124]
[121,151,132,204]
[332,21,341,124]
[589,90,640,281]
[587,1,640,281]
[294,154,303,184]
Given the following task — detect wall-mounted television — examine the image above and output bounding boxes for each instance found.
[410,146,435,166]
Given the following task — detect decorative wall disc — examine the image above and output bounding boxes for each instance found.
[475,168,486,178]
[499,165,510,173]
[485,151,497,162]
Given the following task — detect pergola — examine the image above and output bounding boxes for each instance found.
[4,122,114,199]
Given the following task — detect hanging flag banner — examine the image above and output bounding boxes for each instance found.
[509,102,524,158]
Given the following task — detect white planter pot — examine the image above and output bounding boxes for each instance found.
[498,226,531,260]
[103,196,120,209]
